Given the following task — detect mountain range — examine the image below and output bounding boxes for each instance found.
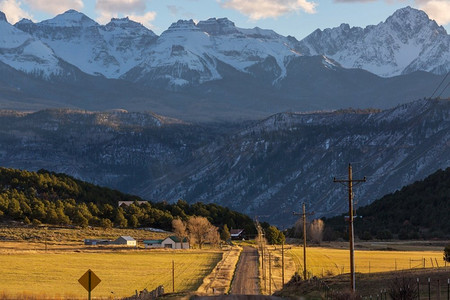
[0,99,449,226]
[0,7,449,120]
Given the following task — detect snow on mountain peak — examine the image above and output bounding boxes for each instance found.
[165,19,199,33]
[105,17,157,36]
[298,6,450,77]
[0,11,7,22]
[197,18,238,35]
[40,9,97,27]
[16,18,33,25]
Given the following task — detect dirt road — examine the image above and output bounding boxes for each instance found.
[230,246,260,295]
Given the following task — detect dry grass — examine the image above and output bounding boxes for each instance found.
[0,225,167,252]
[286,246,445,277]
[0,249,223,299]
[196,246,242,294]
[0,226,224,299]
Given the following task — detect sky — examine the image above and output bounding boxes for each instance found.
[0,0,449,40]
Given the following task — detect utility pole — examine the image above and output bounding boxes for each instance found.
[281,242,285,286]
[172,260,175,292]
[269,251,272,295]
[255,219,266,293]
[334,163,366,293]
[293,203,314,280]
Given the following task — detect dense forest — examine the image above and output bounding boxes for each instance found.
[324,167,450,240]
[0,167,256,234]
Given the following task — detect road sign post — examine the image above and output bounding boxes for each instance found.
[78,269,101,300]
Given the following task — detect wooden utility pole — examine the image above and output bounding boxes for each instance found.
[293,203,314,280]
[172,260,175,292]
[269,251,272,295]
[334,163,366,293]
[281,242,285,286]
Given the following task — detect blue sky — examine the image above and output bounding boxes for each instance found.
[0,0,449,39]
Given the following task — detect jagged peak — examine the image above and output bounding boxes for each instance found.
[197,17,238,35]
[15,18,34,25]
[0,11,7,22]
[39,9,98,27]
[105,17,156,35]
[238,26,279,39]
[385,6,435,28]
[162,19,200,35]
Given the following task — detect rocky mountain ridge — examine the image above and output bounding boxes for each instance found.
[0,7,448,120]
[2,6,449,84]
[298,7,450,77]
[0,99,449,226]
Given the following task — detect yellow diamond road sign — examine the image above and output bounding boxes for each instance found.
[78,269,101,292]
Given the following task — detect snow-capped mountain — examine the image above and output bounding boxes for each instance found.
[298,6,450,77]
[15,10,157,78]
[122,17,300,86]
[4,6,450,84]
[0,11,63,78]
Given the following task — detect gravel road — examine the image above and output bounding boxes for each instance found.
[230,246,260,295]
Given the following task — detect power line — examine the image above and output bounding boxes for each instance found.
[437,80,450,99]
[430,71,450,99]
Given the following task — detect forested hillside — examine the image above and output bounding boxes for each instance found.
[0,167,255,234]
[324,167,450,240]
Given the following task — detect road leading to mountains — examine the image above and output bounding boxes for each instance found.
[230,246,260,295]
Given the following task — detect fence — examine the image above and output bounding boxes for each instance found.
[123,285,164,300]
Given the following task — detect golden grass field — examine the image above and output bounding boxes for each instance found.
[258,243,448,295]
[0,226,224,299]
[286,246,445,278]
[0,249,222,299]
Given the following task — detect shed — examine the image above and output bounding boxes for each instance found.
[161,236,189,249]
[84,239,111,246]
[114,236,137,246]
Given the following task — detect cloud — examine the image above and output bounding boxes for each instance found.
[167,5,179,15]
[415,0,450,24]
[128,11,156,27]
[24,0,84,14]
[333,0,376,2]
[96,0,146,14]
[220,0,317,20]
[0,0,33,23]
[95,0,156,28]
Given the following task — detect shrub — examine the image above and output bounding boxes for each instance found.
[388,276,417,300]
[444,245,450,262]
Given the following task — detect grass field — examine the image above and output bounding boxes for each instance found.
[286,246,445,278]
[0,248,222,299]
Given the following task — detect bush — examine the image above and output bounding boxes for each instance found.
[444,245,450,262]
[388,276,417,300]
[376,230,393,240]
[360,231,372,240]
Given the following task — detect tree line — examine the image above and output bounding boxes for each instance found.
[323,167,450,240]
[0,167,256,235]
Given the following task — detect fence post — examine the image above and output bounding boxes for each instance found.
[438,280,441,300]
[417,278,420,300]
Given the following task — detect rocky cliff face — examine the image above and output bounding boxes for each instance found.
[298,7,450,77]
[0,100,449,226]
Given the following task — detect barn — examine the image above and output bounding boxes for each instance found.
[161,236,189,249]
[114,236,137,246]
